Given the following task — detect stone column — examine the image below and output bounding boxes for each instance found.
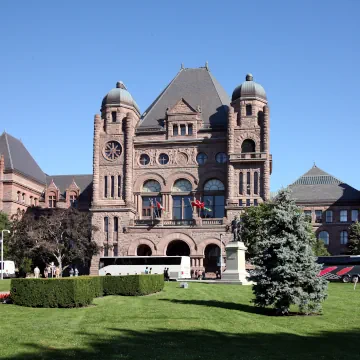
[263,105,270,201]
[92,114,102,205]
[124,113,135,206]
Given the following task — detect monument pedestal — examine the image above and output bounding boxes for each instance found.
[222,241,251,285]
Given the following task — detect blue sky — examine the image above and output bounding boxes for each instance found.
[0,0,359,191]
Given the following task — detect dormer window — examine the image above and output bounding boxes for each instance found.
[49,195,56,208]
[70,195,77,208]
[188,124,193,135]
[246,104,252,116]
[111,111,117,122]
[173,125,178,135]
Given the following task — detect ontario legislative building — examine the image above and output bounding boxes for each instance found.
[89,65,271,274]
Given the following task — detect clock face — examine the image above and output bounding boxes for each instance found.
[104,141,122,160]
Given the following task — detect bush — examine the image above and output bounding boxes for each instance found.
[11,278,95,308]
[10,274,164,308]
[103,274,164,296]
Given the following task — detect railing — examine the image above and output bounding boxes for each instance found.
[133,219,195,226]
[229,152,266,160]
[201,219,224,225]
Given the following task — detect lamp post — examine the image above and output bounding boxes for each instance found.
[219,233,223,278]
[1,229,11,280]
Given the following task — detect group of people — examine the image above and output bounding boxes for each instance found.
[144,267,153,274]
[33,263,79,278]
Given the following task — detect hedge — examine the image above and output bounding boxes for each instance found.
[103,274,164,296]
[11,278,95,308]
[10,274,164,308]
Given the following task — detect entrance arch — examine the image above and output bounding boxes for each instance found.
[166,240,190,256]
[204,244,220,273]
[137,244,152,256]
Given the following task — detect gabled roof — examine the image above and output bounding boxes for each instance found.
[289,165,360,204]
[45,174,93,200]
[139,67,230,128]
[0,132,46,184]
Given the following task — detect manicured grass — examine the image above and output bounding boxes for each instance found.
[0,282,359,360]
[0,279,10,292]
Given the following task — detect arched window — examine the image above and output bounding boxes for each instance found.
[239,172,244,194]
[246,104,252,116]
[202,179,225,219]
[318,231,329,245]
[204,179,225,191]
[172,179,192,192]
[242,139,256,153]
[254,172,259,195]
[142,180,162,218]
[142,180,161,193]
[340,231,348,245]
[172,179,192,220]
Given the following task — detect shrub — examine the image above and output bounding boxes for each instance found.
[11,278,95,308]
[103,274,164,296]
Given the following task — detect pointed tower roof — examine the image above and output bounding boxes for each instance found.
[289,164,360,204]
[139,66,230,128]
[0,132,46,184]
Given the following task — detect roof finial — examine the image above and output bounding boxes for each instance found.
[313,161,316,167]
[205,61,209,70]
[181,63,184,70]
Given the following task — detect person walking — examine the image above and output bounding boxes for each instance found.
[34,266,40,279]
[145,267,149,274]
[55,267,60,278]
[74,267,79,277]
[44,266,48,279]
[149,267,152,274]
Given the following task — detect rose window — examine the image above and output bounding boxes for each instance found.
[104,141,122,160]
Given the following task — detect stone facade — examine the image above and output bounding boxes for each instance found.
[89,67,272,275]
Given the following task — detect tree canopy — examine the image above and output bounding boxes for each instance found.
[8,207,99,274]
[348,221,360,254]
[240,189,328,315]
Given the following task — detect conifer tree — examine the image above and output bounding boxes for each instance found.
[241,189,328,315]
[348,221,360,254]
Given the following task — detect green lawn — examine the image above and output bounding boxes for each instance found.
[0,279,10,292]
[0,282,359,360]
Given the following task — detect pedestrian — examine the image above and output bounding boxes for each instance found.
[145,266,149,274]
[44,266,48,279]
[198,270,201,280]
[202,271,205,280]
[149,267,152,274]
[194,269,198,280]
[48,265,52,279]
[34,266,40,279]
[70,268,74,277]
[354,276,358,290]
[163,268,167,279]
[74,267,79,277]
[55,267,60,278]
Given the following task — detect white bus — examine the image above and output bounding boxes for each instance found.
[0,261,16,278]
[99,256,191,279]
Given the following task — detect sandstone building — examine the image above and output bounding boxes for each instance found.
[2,65,358,273]
[90,66,271,274]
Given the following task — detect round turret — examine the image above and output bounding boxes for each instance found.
[231,74,267,102]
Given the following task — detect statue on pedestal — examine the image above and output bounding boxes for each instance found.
[231,215,243,242]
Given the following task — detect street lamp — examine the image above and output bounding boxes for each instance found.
[1,229,11,280]
[219,233,223,278]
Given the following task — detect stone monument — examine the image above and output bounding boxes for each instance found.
[222,216,252,284]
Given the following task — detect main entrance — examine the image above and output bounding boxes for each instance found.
[204,244,220,273]
[166,240,190,256]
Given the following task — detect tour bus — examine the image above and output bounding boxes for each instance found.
[99,256,191,279]
[317,256,360,282]
[0,261,16,278]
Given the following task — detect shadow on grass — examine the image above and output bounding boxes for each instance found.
[160,298,277,316]
[3,327,360,360]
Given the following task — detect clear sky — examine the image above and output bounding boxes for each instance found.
[0,0,359,191]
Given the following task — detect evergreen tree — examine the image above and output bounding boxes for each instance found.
[241,189,328,315]
[348,221,360,254]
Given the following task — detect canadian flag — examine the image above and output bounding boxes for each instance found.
[191,200,205,209]
[156,201,165,210]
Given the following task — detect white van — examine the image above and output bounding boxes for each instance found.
[0,261,16,278]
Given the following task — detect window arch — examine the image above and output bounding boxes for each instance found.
[340,231,348,245]
[202,179,225,219]
[142,180,161,193]
[241,139,256,153]
[318,231,329,245]
[246,104,252,116]
[204,179,225,191]
[172,179,192,192]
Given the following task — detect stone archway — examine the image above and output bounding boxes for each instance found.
[137,244,152,256]
[157,232,197,256]
[128,238,157,256]
[166,240,190,256]
[204,244,220,273]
